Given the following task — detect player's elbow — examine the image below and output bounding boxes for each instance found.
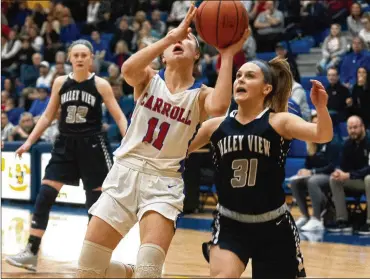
[315,130,333,144]
[207,105,229,117]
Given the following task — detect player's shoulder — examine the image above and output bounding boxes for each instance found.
[94,75,110,87]
[52,75,69,92]
[204,116,226,134]
[54,75,69,86]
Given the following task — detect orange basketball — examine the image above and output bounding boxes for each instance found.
[195,0,249,49]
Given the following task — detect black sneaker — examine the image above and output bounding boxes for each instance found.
[326,220,353,233]
[358,223,370,235]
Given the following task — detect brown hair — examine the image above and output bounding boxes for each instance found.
[265,57,293,113]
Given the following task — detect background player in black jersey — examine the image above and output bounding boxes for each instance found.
[5,39,128,272]
[188,57,333,279]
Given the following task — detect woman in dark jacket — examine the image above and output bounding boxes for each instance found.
[350,67,370,128]
[291,114,342,231]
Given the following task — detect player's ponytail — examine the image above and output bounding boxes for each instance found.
[266,57,293,113]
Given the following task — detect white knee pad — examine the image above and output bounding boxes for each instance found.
[134,244,166,278]
[106,261,134,278]
[77,240,112,278]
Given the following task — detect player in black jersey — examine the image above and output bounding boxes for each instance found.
[5,40,128,272]
[189,57,333,278]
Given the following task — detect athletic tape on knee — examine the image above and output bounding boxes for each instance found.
[134,244,166,278]
[31,184,59,230]
[77,240,112,278]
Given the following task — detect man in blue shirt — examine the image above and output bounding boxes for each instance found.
[340,37,370,87]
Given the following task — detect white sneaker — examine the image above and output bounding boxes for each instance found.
[301,217,324,232]
[295,216,308,229]
[5,244,38,271]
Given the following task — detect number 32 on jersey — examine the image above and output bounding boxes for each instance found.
[231,159,258,188]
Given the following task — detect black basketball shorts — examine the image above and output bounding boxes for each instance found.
[43,133,113,190]
[203,211,306,279]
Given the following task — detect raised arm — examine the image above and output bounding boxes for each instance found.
[274,80,333,143]
[15,76,65,157]
[121,5,197,100]
[188,117,224,154]
[201,29,251,118]
[96,77,128,137]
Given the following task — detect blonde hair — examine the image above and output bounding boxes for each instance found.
[264,57,293,113]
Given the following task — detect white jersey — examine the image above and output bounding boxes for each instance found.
[114,70,203,173]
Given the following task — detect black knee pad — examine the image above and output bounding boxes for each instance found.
[31,184,59,230]
[85,190,101,221]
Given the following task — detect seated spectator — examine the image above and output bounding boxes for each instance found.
[350,67,370,128]
[328,115,370,234]
[28,26,44,52]
[112,40,131,69]
[97,11,115,34]
[2,78,17,100]
[317,24,347,75]
[4,98,24,125]
[340,36,370,88]
[10,36,35,78]
[275,42,301,83]
[291,81,311,121]
[36,61,52,88]
[167,1,191,26]
[292,114,341,231]
[326,67,352,123]
[1,111,14,141]
[10,2,32,30]
[1,91,9,111]
[347,2,364,38]
[359,14,370,49]
[32,3,46,30]
[49,51,72,76]
[90,30,112,75]
[8,112,35,142]
[59,11,80,46]
[40,14,60,36]
[1,29,22,69]
[105,64,122,85]
[151,9,166,38]
[42,21,62,63]
[325,0,352,25]
[254,1,284,52]
[29,86,50,117]
[20,52,42,87]
[110,16,134,53]
[300,0,330,37]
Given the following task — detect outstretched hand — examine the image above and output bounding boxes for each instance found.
[166,4,197,43]
[217,28,251,57]
[310,80,328,109]
[15,141,32,159]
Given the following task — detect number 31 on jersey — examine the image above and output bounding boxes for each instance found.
[231,159,258,188]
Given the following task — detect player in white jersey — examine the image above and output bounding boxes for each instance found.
[77,5,250,278]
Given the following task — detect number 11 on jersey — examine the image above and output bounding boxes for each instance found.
[143,117,171,150]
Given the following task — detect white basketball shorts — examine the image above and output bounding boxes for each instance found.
[89,156,185,236]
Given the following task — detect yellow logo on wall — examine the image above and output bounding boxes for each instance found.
[4,160,31,191]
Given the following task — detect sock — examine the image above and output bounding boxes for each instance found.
[28,235,42,255]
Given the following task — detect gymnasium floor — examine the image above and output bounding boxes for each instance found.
[1,201,370,278]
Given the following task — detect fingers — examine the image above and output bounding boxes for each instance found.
[310,79,325,90]
[186,4,197,23]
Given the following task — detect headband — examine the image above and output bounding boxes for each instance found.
[249,60,273,85]
[190,33,200,51]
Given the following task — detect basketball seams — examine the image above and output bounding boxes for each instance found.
[215,0,222,48]
[196,0,208,45]
[228,1,239,48]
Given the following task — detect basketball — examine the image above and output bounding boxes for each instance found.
[195,0,249,49]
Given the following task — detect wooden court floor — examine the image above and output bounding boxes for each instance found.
[2,204,370,278]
